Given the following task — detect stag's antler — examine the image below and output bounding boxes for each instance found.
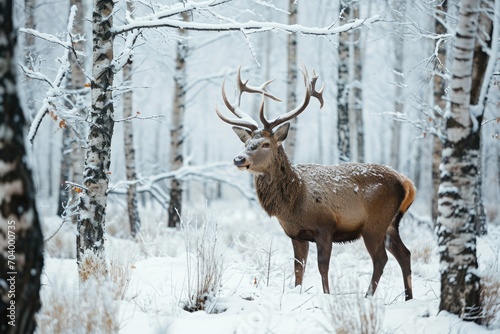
[216,64,323,132]
[260,64,324,130]
[215,66,281,131]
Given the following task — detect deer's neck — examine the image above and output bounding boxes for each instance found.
[254,147,303,217]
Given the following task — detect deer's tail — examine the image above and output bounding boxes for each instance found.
[399,177,416,214]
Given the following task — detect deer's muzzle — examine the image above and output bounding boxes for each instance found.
[233,155,249,170]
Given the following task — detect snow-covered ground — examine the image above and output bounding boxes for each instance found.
[38,201,500,333]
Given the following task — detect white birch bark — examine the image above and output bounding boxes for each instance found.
[470,1,494,236]
[123,0,141,236]
[76,0,114,269]
[23,0,37,117]
[351,2,364,163]
[437,0,482,320]
[58,125,72,216]
[168,10,189,228]
[389,0,406,170]
[284,0,298,162]
[431,1,448,225]
[0,1,44,332]
[337,4,350,163]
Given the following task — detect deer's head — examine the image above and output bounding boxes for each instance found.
[216,65,324,174]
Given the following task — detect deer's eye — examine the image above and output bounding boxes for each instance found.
[262,142,270,148]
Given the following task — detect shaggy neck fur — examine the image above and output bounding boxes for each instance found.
[254,146,303,217]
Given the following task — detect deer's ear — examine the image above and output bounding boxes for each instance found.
[273,123,290,145]
[232,127,252,143]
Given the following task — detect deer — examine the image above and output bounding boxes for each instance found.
[215,65,416,301]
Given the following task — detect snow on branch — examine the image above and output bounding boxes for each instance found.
[19,28,73,50]
[124,0,232,22]
[112,112,164,123]
[108,162,257,205]
[111,26,143,73]
[22,5,88,143]
[113,9,381,36]
[185,67,251,92]
[20,7,86,55]
[375,111,442,139]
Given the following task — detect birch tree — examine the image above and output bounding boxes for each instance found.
[437,0,489,320]
[168,10,189,228]
[284,0,298,162]
[431,0,448,225]
[337,1,365,163]
[76,0,114,268]
[469,0,494,236]
[122,0,141,236]
[337,4,351,163]
[0,0,44,332]
[389,0,406,170]
[350,1,364,162]
[23,0,37,117]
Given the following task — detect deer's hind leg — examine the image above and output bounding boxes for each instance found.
[386,213,413,300]
[363,234,388,298]
[292,239,309,288]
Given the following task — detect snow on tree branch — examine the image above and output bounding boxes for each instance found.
[108,162,257,205]
[22,5,88,143]
[131,0,233,21]
[113,11,381,36]
[19,28,73,50]
[19,65,53,86]
[112,112,164,123]
[185,67,250,92]
[111,22,143,73]
[375,111,442,139]
[20,6,86,55]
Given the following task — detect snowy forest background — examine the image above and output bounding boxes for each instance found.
[1,0,500,333]
[21,0,500,225]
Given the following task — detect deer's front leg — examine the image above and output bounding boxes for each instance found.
[291,239,309,287]
[315,233,333,294]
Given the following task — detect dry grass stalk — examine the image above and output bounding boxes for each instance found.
[181,212,225,313]
[480,261,500,327]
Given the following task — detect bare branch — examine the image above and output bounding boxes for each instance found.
[374,111,443,140]
[18,64,54,86]
[135,0,232,21]
[111,29,143,73]
[108,162,257,204]
[113,14,382,36]
[113,112,164,123]
[25,6,85,143]
[19,28,72,49]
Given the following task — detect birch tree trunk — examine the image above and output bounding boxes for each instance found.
[23,0,36,117]
[68,0,86,208]
[437,0,482,320]
[0,1,44,332]
[168,11,189,228]
[58,129,72,216]
[469,2,493,236]
[389,0,406,170]
[284,0,298,162]
[76,0,114,269]
[431,1,448,225]
[337,5,350,163]
[122,0,141,237]
[350,1,364,162]
[57,0,86,220]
